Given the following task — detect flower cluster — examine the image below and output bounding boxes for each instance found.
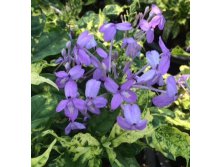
[55,4,178,134]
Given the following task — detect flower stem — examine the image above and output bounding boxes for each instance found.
[135,64,149,76]
[132,84,166,93]
[109,39,114,73]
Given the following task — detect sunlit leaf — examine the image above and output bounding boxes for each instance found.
[31,139,57,167]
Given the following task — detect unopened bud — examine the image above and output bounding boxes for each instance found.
[66,41,71,49]
[61,49,66,57]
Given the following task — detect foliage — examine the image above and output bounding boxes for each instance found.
[31,0,190,166]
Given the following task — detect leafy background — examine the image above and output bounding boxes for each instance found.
[31,0,190,166]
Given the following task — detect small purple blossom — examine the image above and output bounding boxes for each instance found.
[149,4,166,30]
[56,81,86,121]
[117,104,147,130]
[65,121,86,135]
[152,76,178,107]
[104,77,137,110]
[99,22,132,42]
[73,31,97,66]
[55,65,85,89]
[122,37,142,59]
[85,79,107,114]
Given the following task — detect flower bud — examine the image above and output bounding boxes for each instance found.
[66,41,71,49]
[61,48,66,57]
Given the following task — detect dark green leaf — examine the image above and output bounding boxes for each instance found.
[87,109,120,137]
[32,28,68,62]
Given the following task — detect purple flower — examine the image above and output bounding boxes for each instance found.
[65,121,86,135]
[56,81,86,121]
[55,65,85,89]
[137,37,170,86]
[152,76,178,107]
[55,41,73,70]
[122,38,141,59]
[158,36,171,75]
[85,79,107,115]
[137,50,164,86]
[139,5,165,43]
[99,22,132,42]
[149,4,166,30]
[73,31,97,66]
[104,77,137,110]
[139,19,155,43]
[93,48,109,81]
[117,104,147,130]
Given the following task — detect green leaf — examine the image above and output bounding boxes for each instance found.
[146,125,190,163]
[108,124,148,148]
[32,28,68,62]
[87,109,120,137]
[31,72,58,90]
[31,91,63,129]
[31,14,46,37]
[31,139,57,167]
[147,107,190,130]
[179,65,190,74]
[103,4,124,16]
[31,60,58,90]
[69,133,103,167]
[171,45,190,57]
[112,154,140,167]
[162,20,174,42]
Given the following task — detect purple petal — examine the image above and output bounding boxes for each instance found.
[87,103,101,114]
[104,77,119,93]
[166,76,177,97]
[69,65,85,80]
[149,15,161,28]
[55,71,68,78]
[117,116,132,130]
[99,23,116,42]
[56,99,68,112]
[99,23,115,32]
[65,123,72,135]
[64,81,78,98]
[93,96,107,108]
[77,31,91,48]
[123,104,136,124]
[135,120,147,130]
[93,68,103,80]
[150,4,162,15]
[116,22,132,31]
[146,28,154,43]
[64,102,78,121]
[152,93,175,108]
[139,19,150,31]
[158,16,166,30]
[158,55,170,75]
[159,36,169,54]
[137,69,156,83]
[71,122,86,130]
[121,79,135,90]
[121,90,137,103]
[85,79,101,98]
[157,75,164,86]
[96,48,108,58]
[78,48,91,66]
[56,77,68,89]
[146,50,160,69]
[111,93,123,110]
[90,56,100,68]
[73,98,86,111]
[85,35,97,49]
